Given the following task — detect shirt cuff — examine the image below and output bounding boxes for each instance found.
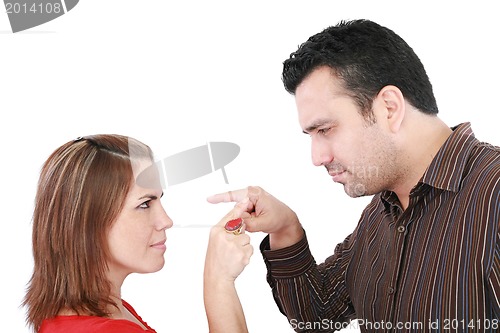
[260,231,315,278]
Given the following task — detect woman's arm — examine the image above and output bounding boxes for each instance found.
[204,199,253,333]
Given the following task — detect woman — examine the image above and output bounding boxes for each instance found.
[23,134,252,332]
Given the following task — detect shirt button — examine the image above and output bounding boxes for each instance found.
[388,287,395,295]
[397,226,406,233]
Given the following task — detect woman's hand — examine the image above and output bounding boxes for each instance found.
[208,186,303,250]
[204,198,254,282]
[203,199,253,333]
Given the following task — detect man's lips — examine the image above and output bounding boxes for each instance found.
[328,170,346,182]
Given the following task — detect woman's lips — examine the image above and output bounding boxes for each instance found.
[151,239,167,250]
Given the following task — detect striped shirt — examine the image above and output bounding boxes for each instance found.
[260,123,499,332]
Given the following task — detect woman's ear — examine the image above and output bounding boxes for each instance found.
[376,85,405,133]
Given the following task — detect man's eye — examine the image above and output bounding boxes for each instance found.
[318,127,331,135]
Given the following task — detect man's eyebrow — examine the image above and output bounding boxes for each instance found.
[303,119,334,134]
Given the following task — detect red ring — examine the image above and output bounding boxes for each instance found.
[224,218,243,232]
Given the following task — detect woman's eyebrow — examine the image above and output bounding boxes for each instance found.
[138,192,164,200]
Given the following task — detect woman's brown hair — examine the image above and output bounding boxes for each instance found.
[23,134,154,332]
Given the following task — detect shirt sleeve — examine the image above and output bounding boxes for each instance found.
[260,231,356,332]
[486,169,500,320]
[488,236,500,319]
[486,177,500,320]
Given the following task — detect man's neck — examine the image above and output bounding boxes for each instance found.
[392,115,453,210]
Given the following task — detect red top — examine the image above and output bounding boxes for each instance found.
[39,300,156,333]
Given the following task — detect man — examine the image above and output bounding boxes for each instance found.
[208,19,499,332]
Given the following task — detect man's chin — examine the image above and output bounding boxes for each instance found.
[344,183,368,198]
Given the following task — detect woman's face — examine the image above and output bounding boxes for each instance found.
[106,160,173,281]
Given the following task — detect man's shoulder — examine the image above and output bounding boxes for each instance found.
[475,140,500,155]
[466,140,500,181]
[459,140,499,219]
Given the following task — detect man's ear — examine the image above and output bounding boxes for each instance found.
[376,85,405,133]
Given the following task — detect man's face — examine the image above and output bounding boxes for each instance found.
[296,66,402,197]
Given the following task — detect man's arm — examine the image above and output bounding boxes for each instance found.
[208,186,356,331]
[488,236,500,320]
[261,231,356,332]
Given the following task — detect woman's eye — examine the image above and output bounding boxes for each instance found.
[139,201,151,209]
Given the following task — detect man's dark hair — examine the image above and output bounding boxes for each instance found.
[282,19,439,118]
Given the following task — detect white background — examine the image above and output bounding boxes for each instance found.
[1,1,498,332]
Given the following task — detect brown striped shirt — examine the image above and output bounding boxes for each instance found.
[261,123,499,332]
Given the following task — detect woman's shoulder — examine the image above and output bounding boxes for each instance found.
[39,305,156,333]
[121,299,157,332]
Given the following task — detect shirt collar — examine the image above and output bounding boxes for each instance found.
[381,122,478,207]
[419,122,477,192]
